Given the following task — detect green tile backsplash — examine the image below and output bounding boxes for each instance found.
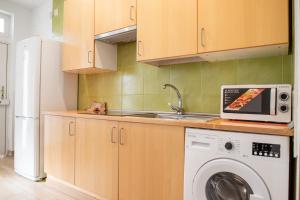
[78,42,294,114]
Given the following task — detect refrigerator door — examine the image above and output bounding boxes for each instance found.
[15,37,41,118]
[14,116,40,180]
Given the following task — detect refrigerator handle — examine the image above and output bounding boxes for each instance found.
[1,86,4,100]
[68,121,75,136]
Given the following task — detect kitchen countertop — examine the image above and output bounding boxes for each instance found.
[43,111,294,137]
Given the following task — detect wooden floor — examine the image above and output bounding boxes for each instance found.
[0,157,97,200]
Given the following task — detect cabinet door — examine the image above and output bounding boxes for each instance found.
[44,115,76,184]
[137,0,198,61]
[119,122,185,200]
[95,0,136,35]
[198,0,289,53]
[62,0,94,71]
[75,118,119,200]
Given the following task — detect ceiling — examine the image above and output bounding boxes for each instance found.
[7,0,47,9]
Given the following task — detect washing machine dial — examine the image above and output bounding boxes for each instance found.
[225,142,233,150]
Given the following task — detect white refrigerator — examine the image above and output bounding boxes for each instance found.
[14,37,78,181]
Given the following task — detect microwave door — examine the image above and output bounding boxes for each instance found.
[270,88,276,115]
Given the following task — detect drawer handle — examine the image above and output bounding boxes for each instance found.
[119,128,125,145]
[137,41,142,57]
[201,28,206,47]
[68,121,75,136]
[111,127,117,144]
[130,6,135,21]
[88,50,93,64]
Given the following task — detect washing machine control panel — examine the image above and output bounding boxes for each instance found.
[218,138,241,154]
[252,143,281,158]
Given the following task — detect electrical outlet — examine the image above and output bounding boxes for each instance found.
[53,8,59,17]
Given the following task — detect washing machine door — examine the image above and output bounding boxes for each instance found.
[193,159,271,200]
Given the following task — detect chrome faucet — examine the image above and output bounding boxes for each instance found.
[163,84,184,115]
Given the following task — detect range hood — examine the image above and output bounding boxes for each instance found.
[95,25,137,44]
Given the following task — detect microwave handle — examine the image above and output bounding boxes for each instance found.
[270,88,276,115]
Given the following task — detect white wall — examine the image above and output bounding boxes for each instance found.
[0,1,32,152]
[31,0,53,39]
[31,0,63,41]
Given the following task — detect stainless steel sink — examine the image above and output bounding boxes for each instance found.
[78,111,218,122]
[126,113,218,122]
[157,113,217,121]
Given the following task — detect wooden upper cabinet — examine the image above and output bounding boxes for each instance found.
[118,122,185,200]
[95,0,136,35]
[198,0,289,54]
[62,0,95,72]
[75,118,119,200]
[44,115,76,184]
[137,0,198,62]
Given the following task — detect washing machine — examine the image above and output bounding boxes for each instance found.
[184,128,290,200]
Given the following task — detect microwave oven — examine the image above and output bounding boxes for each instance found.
[220,84,292,123]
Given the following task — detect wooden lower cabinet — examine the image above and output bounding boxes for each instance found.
[75,118,119,200]
[118,122,185,200]
[44,115,76,184]
[44,116,185,200]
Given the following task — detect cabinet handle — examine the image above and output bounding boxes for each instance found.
[119,128,125,145]
[111,127,117,144]
[137,41,142,56]
[201,28,206,47]
[68,121,75,136]
[88,50,93,64]
[130,6,135,21]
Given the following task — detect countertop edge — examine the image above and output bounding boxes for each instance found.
[42,111,294,137]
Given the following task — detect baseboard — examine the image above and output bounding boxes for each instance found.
[46,176,103,200]
[0,151,14,160]
[7,151,14,157]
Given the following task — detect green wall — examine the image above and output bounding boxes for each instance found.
[52,0,64,35]
[78,42,294,114]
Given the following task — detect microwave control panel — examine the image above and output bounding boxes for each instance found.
[252,142,281,158]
